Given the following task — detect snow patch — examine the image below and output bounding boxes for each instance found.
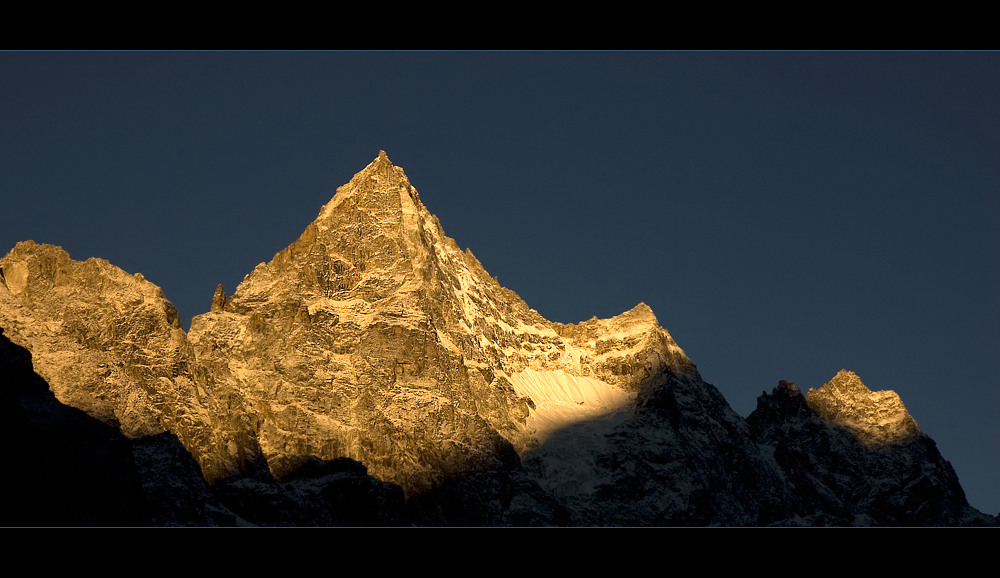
[507,368,634,443]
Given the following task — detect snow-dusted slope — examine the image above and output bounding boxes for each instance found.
[506,368,633,443]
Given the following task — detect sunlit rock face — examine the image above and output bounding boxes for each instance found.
[189,151,535,483]
[805,369,921,446]
[0,327,147,525]
[0,241,263,483]
[0,326,418,527]
[748,375,988,526]
[187,151,709,523]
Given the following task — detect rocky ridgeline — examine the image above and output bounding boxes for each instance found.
[1,152,994,526]
[0,241,263,483]
[747,375,984,525]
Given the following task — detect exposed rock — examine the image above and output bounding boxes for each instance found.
[0,241,264,483]
[211,283,227,313]
[187,151,700,523]
[1,261,28,295]
[0,326,420,527]
[0,151,993,526]
[805,369,922,446]
[748,374,994,526]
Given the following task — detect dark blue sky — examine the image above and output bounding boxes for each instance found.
[2,51,997,515]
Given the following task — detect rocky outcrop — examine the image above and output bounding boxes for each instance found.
[210,283,227,313]
[0,241,264,483]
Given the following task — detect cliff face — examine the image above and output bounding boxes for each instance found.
[186,150,703,522]
[188,151,530,494]
[0,241,264,483]
[0,152,992,526]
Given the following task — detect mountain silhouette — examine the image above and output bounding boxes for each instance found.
[1,152,995,526]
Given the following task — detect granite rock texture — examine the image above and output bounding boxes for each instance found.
[0,241,265,483]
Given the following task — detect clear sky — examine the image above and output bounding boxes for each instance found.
[2,50,997,516]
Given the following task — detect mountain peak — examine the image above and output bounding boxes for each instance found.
[805,370,922,445]
[824,369,868,394]
[186,151,703,491]
[624,302,658,324]
[361,149,400,180]
[313,150,420,234]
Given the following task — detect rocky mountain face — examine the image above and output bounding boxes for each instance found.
[747,372,985,525]
[1,151,994,526]
[0,241,267,484]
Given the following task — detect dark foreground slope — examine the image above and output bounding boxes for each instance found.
[748,376,996,526]
[0,328,416,526]
[5,323,993,526]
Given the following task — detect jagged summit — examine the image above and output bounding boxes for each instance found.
[315,150,421,229]
[187,151,696,499]
[616,302,659,326]
[805,369,922,445]
[361,149,403,182]
[818,369,869,394]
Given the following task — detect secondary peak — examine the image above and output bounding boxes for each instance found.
[805,370,922,445]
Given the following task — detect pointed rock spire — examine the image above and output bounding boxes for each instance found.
[362,149,397,180]
[211,283,227,312]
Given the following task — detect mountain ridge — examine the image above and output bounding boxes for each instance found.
[1,151,994,526]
